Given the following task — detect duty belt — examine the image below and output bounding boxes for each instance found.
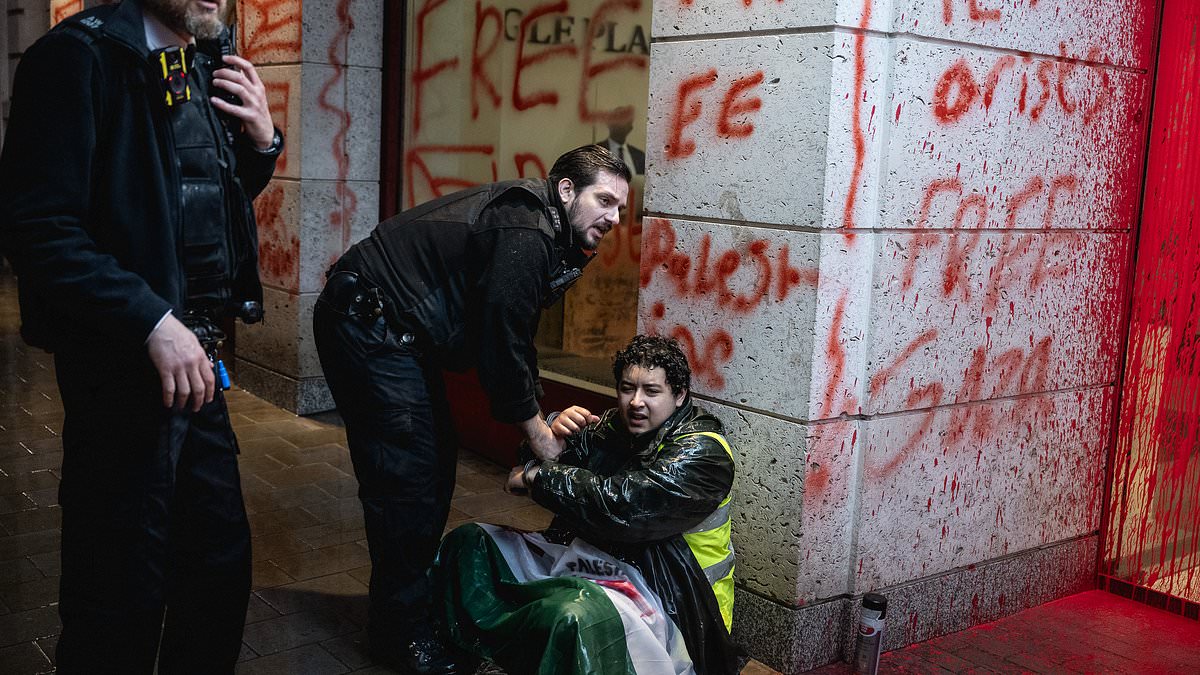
[319,271,417,345]
[320,271,384,319]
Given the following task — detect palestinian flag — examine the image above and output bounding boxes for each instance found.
[435,523,696,675]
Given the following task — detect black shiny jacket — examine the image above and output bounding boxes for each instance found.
[532,398,741,674]
[533,398,734,544]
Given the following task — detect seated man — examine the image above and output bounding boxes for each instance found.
[434,335,739,675]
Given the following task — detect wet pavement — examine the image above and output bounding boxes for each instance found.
[1,272,1197,673]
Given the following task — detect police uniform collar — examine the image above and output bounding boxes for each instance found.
[91,0,154,56]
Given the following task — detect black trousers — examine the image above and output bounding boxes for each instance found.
[53,349,250,674]
[312,275,459,644]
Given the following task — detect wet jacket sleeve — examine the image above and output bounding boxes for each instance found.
[472,206,555,424]
[0,34,172,346]
[531,431,735,543]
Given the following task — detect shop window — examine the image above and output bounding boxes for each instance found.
[399,0,650,387]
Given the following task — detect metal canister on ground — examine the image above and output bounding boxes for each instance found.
[854,593,888,674]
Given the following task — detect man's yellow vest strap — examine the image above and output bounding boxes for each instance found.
[675,431,735,632]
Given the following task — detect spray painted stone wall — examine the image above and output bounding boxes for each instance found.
[232,0,384,413]
[642,0,1156,670]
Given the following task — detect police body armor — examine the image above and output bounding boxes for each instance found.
[168,47,237,317]
[334,178,590,369]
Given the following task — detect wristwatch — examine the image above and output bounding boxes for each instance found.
[253,129,284,156]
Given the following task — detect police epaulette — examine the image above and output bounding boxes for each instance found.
[53,8,109,45]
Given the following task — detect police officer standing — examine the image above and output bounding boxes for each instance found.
[313,145,630,673]
[0,0,281,672]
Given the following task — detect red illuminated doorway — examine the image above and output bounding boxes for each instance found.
[1101,0,1200,615]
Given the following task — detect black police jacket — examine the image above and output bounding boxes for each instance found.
[333,178,584,424]
[0,0,278,353]
[531,399,741,674]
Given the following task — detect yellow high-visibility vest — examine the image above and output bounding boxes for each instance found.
[676,431,735,632]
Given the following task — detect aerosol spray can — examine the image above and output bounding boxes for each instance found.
[854,593,887,675]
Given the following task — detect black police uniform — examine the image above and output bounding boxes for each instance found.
[313,178,587,659]
[0,2,280,672]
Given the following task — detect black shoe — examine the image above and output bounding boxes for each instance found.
[370,637,461,675]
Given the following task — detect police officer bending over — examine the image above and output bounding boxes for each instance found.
[0,0,281,672]
[314,145,630,674]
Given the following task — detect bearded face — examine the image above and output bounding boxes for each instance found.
[142,0,227,41]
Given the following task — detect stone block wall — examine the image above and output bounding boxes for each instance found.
[641,0,1158,671]
[233,0,383,413]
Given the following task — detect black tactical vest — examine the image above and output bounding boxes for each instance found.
[171,50,235,316]
[334,179,587,367]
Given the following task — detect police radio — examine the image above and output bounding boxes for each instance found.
[544,247,594,308]
[201,26,243,144]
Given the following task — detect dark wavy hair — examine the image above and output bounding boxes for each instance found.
[549,144,632,192]
[612,335,691,396]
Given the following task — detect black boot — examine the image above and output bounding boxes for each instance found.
[370,635,461,675]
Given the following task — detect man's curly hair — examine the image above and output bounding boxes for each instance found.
[612,335,691,396]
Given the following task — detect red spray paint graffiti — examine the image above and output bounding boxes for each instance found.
[640,218,817,389]
[238,0,302,61]
[513,1,578,110]
[842,0,873,243]
[472,1,504,120]
[930,49,1111,126]
[665,70,717,160]
[405,145,497,207]
[411,0,462,137]
[406,0,649,210]
[640,218,813,312]
[263,81,291,173]
[664,69,765,159]
[318,0,358,248]
[941,0,1001,24]
[253,182,299,289]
